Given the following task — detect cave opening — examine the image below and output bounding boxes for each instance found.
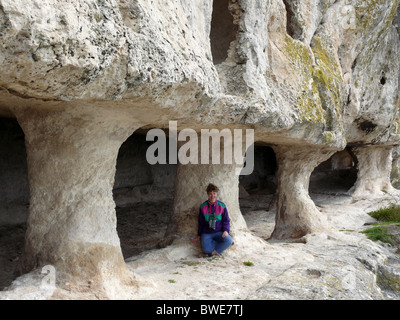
[113,129,177,259]
[282,0,302,40]
[210,0,238,65]
[239,144,277,240]
[0,117,29,291]
[309,148,358,198]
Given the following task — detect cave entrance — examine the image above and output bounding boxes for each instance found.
[210,0,238,65]
[239,144,277,240]
[282,0,302,40]
[113,129,177,259]
[0,117,29,291]
[309,148,358,199]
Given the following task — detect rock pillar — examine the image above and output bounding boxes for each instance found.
[14,106,137,292]
[351,145,395,198]
[391,146,400,189]
[271,145,335,239]
[162,131,249,245]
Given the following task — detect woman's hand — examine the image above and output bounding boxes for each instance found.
[222,231,229,238]
[191,236,200,243]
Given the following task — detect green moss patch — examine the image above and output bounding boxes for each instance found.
[368,204,400,223]
[284,35,325,124]
[361,226,396,245]
[361,204,400,246]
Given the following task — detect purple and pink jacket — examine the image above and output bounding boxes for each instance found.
[198,200,230,236]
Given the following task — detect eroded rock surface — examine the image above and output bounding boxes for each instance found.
[0,0,400,299]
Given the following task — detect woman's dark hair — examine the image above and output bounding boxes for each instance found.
[206,183,219,193]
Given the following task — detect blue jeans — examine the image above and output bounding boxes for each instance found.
[201,232,233,255]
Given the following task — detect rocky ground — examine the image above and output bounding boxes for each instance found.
[1,188,400,300]
[124,191,400,300]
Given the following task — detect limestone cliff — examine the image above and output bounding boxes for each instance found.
[0,0,399,299]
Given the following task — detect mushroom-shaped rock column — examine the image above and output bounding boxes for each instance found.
[162,130,250,248]
[14,106,138,294]
[271,145,336,239]
[351,145,397,198]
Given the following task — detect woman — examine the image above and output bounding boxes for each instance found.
[192,183,233,257]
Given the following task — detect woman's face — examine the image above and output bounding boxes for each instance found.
[208,191,218,203]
